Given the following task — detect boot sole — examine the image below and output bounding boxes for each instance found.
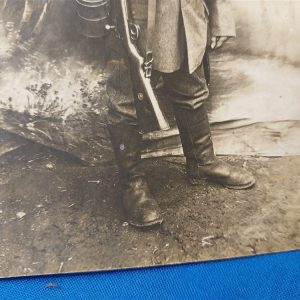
[128,218,164,228]
[189,177,256,190]
[224,178,256,190]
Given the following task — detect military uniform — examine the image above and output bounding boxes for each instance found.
[106,0,255,228]
[107,0,236,124]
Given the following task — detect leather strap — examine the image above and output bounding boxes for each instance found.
[142,0,156,77]
[146,0,156,54]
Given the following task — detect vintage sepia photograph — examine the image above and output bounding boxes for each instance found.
[0,0,299,278]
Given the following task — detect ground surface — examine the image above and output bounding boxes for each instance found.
[0,143,299,278]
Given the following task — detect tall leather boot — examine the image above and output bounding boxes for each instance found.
[107,123,163,227]
[173,104,255,190]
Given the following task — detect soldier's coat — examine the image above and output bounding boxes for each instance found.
[129,0,236,73]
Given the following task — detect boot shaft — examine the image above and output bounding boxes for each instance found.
[107,123,144,183]
[173,104,215,165]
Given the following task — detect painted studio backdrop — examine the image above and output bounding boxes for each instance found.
[0,0,299,161]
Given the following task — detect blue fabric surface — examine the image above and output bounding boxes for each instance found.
[0,250,299,300]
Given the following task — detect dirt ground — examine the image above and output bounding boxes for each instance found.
[0,141,299,278]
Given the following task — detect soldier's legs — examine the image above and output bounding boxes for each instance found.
[163,64,255,189]
[106,62,163,227]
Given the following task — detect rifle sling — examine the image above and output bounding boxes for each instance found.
[145,0,156,57]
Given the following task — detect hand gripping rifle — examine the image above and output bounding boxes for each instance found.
[107,0,170,131]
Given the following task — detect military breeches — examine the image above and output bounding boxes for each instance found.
[106,59,209,126]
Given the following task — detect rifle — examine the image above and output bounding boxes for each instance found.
[107,0,170,131]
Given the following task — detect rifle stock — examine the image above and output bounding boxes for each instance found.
[115,0,170,131]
